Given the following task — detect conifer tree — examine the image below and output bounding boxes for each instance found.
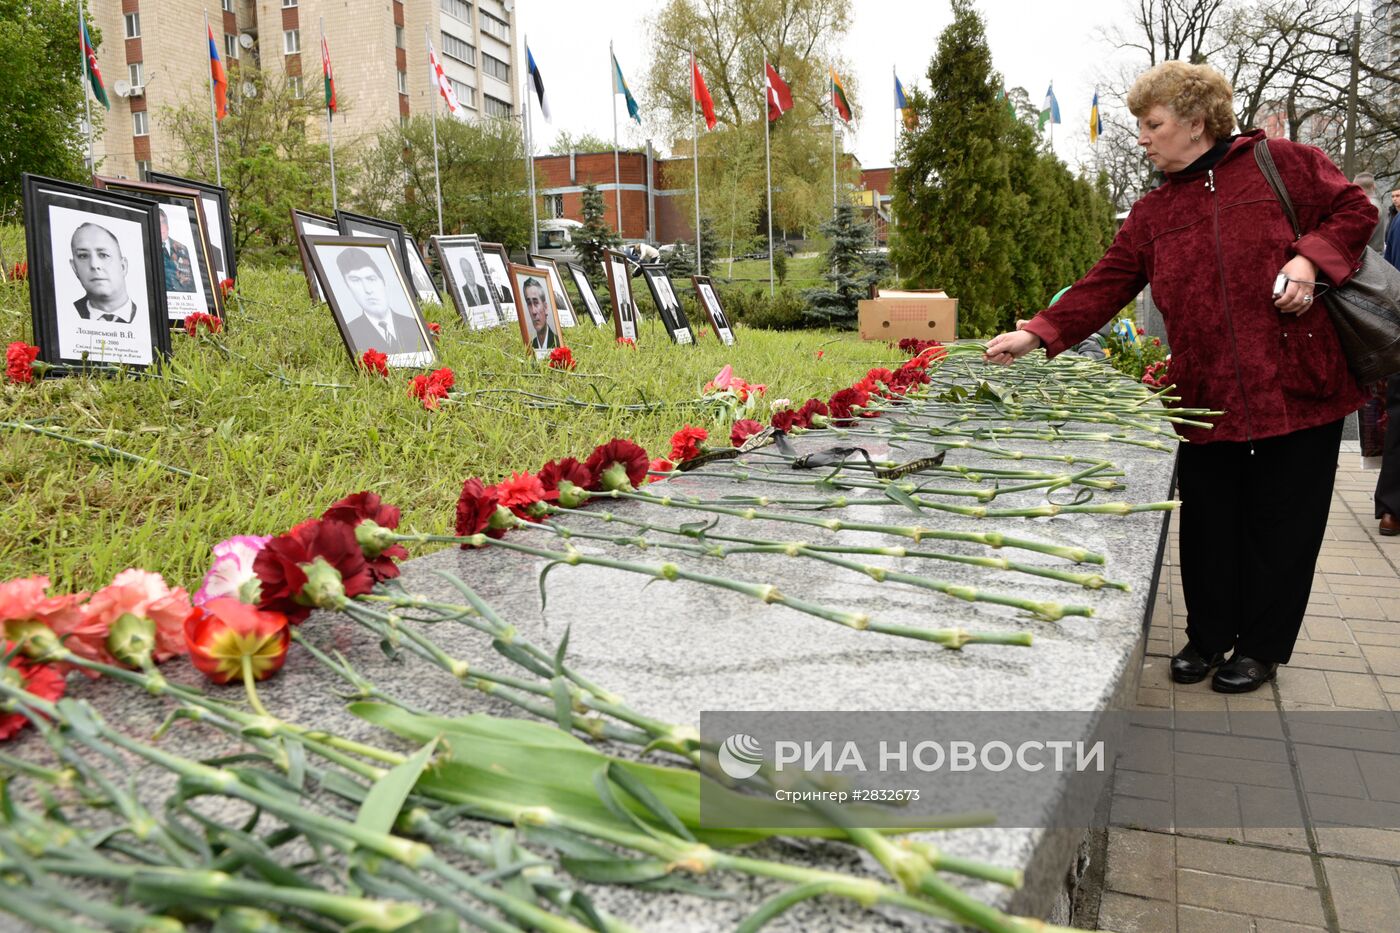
[575,183,620,285]
[802,203,886,327]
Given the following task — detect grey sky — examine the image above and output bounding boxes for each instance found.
[517,0,1142,174]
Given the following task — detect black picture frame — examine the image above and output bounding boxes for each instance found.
[144,171,237,283]
[291,208,341,303]
[303,235,437,370]
[566,262,608,326]
[527,254,579,327]
[432,234,504,330]
[334,209,418,308]
[478,241,519,327]
[639,263,693,345]
[603,249,639,344]
[402,233,441,305]
[22,173,170,372]
[692,275,736,345]
[508,262,563,359]
[94,176,223,326]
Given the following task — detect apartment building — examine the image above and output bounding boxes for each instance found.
[89,0,521,180]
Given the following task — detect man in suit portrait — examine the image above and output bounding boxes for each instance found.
[458,255,492,308]
[159,210,196,293]
[71,222,141,324]
[701,283,730,333]
[522,276,559,350]
[335,246,427,356]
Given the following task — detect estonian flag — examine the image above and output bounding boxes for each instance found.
[527,44,551,123]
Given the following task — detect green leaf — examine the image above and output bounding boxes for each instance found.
[537,560,568,612]
[491,638,555,679]
[552,625,571,677]
[355,737,438,836]
[882,483,923,515]
[559,856,673,884]
[549,676,574,733]
[603,761,696,842]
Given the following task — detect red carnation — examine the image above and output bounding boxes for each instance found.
[428,321,442,334]
[10,262,28,283]
[865,367,897,387]
[815,349,824,359]
[890,367,930,392]
[492,471,546,520]
[648,457,674,482]
[771,408,801,433]
[184,599,290,686]
[0,646,66,741]
[548,346,576,370]
[360,349,389,378]
[253,519,374,624]
[322,491,408,582]
[669,425,708,462]
[827,387,870,424]
[219,278,235,298]
[616,337,636,349]
[538,457,593,498]
[6,342,40,384]
[584,439,650,491]
[409,367,455,409]
[730,419,763,447]
[454,478,503,545]
[183,313,223,337]
[796,398,829,427]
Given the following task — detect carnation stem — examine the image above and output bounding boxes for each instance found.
[239,654,272,719]
[0,421,202,479]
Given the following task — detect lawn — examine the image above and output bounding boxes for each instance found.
[711,254,825,291]
[1,256,896,594]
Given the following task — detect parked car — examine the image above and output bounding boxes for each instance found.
[535,218,584,264]
[742,242,796,260]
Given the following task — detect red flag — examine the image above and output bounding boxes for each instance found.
[207,26,227,120]
[321,36,337,113]
[692,54,716,130]
[765,62,793,122]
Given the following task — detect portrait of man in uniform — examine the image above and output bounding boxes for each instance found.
[159,209,196,294]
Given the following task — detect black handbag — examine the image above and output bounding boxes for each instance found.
[1254,139,1400,384]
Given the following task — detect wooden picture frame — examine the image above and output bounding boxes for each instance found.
[527,254,579,327]
[603,249,639,344]
[432,234,503,330]
[291,208,340,303]
[145,171,237,283]
[22,173,170,371]
[478,241,518,327]
[566,262,608,326]
[692,275,736,345]
[639,262,693,344]
[303,235,436,369]
[508,262,563,359]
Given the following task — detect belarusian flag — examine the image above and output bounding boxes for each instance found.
[321,36,337,113]
[692,53,716,130]
[765,61,792,122]
[81,17,109,110]
[830,68,852,123]
[1038,82,1061,130]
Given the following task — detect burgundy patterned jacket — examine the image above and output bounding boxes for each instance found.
[1022,130,1375,444]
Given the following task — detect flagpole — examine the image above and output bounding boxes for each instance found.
[831,104,838,213]
[204,10,222,185]
[524,36,538,255]
[322,18,337,211]
[763,57,774,297]
[78,0,94,172]
[691,50,701,271]
[426,25,444,236]
[611,40,623,238]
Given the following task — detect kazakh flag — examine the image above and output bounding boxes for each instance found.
[1038,82,1060,130]
[612,52,640,125]
[1089,90,1102,144]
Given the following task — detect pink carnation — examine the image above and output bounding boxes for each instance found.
[195,535,272,607]
[79,569,192,664]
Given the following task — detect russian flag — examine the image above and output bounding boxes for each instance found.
[208,26,227,120]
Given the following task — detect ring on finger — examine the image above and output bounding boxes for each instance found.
[1302,294,1313,304]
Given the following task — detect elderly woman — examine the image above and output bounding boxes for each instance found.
[985,62,1376,693]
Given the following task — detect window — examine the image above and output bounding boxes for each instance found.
[481,11,509,42]
[128,62,143,87]
[288,75,304,98]
[397,70,408,94]
[225,34,239,59]
[136,160,151,179]
[283,28,300,54]
[441,31,474,65]
[132,111,149,136]
[282,0,298,6]
[220,0,234,12]
[395,26,404,49]
[440,0,471,22]
[481,53,508,82]
[451,79,475,108]
[124,12,140,37]
[484,95,511,118]
[543,194,564,218]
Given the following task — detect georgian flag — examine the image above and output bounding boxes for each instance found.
[526,44,551,122]
[428,40,460,114]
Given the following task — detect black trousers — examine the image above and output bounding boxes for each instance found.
[1375,375,1400,519]
[1177,418,1344,665]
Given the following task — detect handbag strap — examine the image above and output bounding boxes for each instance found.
[1253,139,1303,241]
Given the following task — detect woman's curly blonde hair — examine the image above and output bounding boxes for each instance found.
[1127,61,1236,140]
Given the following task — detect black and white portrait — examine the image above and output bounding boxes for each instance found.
[23,175,169,370]
[509,264,562,358]
[479,243,517,325]
[433,235,501,330]
[567,263,607,326]
[604,250,638,343]
[292,209,340,302]
[335,210,422,308]
[403,234,440,305]
[528,255,578,327]
[306,236,435,369]
[641,263,692,345]
[694,275,735,345]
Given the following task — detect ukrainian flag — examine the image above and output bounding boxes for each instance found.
[1089,90,1102,144]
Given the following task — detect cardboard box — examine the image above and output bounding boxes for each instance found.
[858,290,958,341]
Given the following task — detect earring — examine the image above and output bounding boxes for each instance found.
[1191,133,1200,141]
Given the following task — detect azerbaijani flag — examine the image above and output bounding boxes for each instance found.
[830,68,852,123]
[612,52,640,125]
[692,53,716,130]
[321,36,337,113]
[207,26,227,120]
[1089,89,1102,144]
[527,44,551,123]
[81,16,109,110]
[1038,82,1061,130]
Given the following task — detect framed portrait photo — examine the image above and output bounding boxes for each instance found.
[508,263,563,360]
[291,208,341,302]
[304,235,437,369]
[603,249,639,344]
[145,171,236,283]
[94,176,223,326]
[432,234,502,330]
[566,263,607,326]
[640,263,693,345]
[478,242,518,326]
[22,174,170,371]
[527,254,579,327]
[692,275,736,345]
[402,233,441,305]
[334,210,421,306]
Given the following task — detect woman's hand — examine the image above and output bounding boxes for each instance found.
[983,329,1043,366]
[1274,255,1320,315]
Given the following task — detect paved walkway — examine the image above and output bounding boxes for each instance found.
[1099,444,1400,933]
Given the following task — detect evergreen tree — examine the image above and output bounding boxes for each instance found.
[698,216,721,277]
[574,183,620,285]
[664,240,696,278]
[802,203,885,328]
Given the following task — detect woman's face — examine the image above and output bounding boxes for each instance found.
[1137,104,1209,173]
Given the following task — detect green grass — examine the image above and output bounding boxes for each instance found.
[712,254,824,291]
[1,261,894,594]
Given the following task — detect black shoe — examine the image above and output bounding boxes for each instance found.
[1211,655,1278,694]
[1170,643,1226,684]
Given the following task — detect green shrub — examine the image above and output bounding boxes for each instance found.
[719,286,807,331]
